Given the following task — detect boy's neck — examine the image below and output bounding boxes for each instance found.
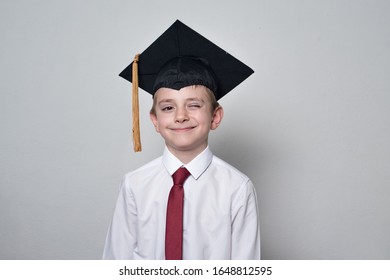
[166,144,208,164]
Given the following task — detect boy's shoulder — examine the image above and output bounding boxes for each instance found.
[124,156,163,180]
[211,154,251,182]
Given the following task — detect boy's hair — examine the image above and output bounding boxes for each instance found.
[150,85,220,115]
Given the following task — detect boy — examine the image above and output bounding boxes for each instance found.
[103,20,260,259]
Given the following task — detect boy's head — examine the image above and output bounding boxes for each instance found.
[150,85,223,159]
[119,20,254,152]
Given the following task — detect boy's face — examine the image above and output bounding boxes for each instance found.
[150,85,223,157]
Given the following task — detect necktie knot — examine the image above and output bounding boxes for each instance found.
[172,167,191,186]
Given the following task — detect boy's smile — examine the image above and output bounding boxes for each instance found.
[150,85,223,162]
[170,126,196,132]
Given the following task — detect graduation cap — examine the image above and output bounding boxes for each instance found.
[120,20,254,152]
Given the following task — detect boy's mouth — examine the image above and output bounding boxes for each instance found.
[170,126,196,132]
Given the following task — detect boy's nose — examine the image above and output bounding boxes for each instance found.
[175,108,189,123]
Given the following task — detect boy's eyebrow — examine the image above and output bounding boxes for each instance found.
[158,97,205,104]
[186,97,205,102]
[158,98,175,104]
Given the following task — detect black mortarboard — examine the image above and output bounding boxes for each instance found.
[120,20,254,152]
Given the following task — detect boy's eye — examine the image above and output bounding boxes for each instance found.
[161,106,174,111]
[188,103,201,109]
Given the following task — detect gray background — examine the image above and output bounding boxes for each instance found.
[1,0,389,259]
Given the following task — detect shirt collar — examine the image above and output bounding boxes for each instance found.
[162,146,213,180]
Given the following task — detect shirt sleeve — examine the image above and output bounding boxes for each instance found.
[230,179,261,259]
[102,175,137,259]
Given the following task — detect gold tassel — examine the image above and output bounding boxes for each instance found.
[132,54,142,152]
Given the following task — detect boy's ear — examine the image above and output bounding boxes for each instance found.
[150,113,160,133]
[211,106,224,130]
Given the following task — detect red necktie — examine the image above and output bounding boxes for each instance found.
[165,167,191,260]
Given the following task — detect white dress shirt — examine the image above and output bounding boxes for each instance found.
[102,146,260,259]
